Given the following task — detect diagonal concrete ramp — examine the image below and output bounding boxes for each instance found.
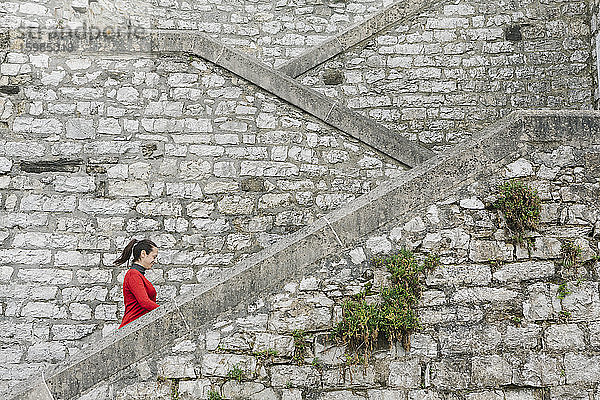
[9,110,600,399]
[277,0,445,78]
[148,30,434,168]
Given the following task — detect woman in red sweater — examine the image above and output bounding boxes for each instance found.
[113,239,160,328]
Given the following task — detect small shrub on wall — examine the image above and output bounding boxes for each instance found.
[332,249,439,359]
[494,180,541,241]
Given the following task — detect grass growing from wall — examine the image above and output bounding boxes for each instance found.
[332,249,439,359]
[494,180,541,242]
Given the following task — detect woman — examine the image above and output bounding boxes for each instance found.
[114,239,160,328]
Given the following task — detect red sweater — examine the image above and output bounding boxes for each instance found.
[119,268,159,328]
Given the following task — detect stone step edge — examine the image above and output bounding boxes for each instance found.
[149,30,434,168]
[9,109,600,400]
[276,0,445,78]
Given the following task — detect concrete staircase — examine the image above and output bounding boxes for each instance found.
[9,109,600,399]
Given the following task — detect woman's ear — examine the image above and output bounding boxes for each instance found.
[140,250,147,258]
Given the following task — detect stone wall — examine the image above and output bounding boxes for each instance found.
[593,0,600,106]
[298,0,594,150]
[2,0,391,67]
[1,0,599,396]
[0,48,405,394]
[56,112,600,400]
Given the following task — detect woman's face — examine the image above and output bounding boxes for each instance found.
[139,247,158,269]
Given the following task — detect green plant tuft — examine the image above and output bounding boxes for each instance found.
[292,329,307,365]
[227,364,246,382]
[207,390,222,400]
[557,282,571,300]
[561,240,582,267]
[494,180,541,241]
[332,250,439,359]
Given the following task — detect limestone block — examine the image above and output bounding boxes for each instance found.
[0,344,23,363]
[429,359,470,390]
[439,325,500,356]
[166,183,203,199]
[395,333,438,358]
[240,161,299,177]
[53,176,96,193]
[459,197,485,209]
[27,341,67,362]
[0,157,13,173]
[389,358,421,388]
[505,158,534,178]
[62,287,108,302]
[20,194,77,212]
[561,281,600,320]
[107,180,149,197]
[469,240,513,262]
[222,382,277,400]
[564,353,600,384]
[365,235,392,254]
[201,353,256,378]
[504,390,537,400]
[282,389,303,400]
[158,355,197,379]
[4,141,46,157]
[544,324,585,351]
[211,161,236,178]
[168,73,197,87]
[51,324,95,340]
[189,145,225,158]
[77,269,111,284]
[66,58,92,70]
[136,200,182,216]
[317,391,366,400]
[98,118,122,135]
[465,391,504,400]
[18,269,72,285]
[55,251,100,267]
[235,314,268,332]
[492,261,555,283]
[513,352,561,387]
[126,218,160,232]
[367,389,410,400]
[451,287,519,304]
[407,390,444,400]
[259,193,292,209]
[69,303,92,320]
[145,101,183,117]
[21,302,67,319]
[471,355,511,387]
[426,264,491,286]
[590,321,600,348]
[0,266,13,282]
[252,333,294,356]
[179,160,212,180]
[422,228,470,252]
[270,365,320,388]
[503,325,541,349]
[530,237,562,259]
[218,195,254,215]
[115,382,170,399]
[40,71,66,86]
[179,379,212,399]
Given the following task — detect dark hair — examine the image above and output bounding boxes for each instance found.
[113,239,157,266]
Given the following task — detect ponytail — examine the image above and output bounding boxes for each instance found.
[113,239,157,266]
[113,239,137,266]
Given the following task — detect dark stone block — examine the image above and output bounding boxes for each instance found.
[505,25,523,42]
[241,177,265,192]
[20,158,83,173]
[323,69,343,85]
[0,85,20,95]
